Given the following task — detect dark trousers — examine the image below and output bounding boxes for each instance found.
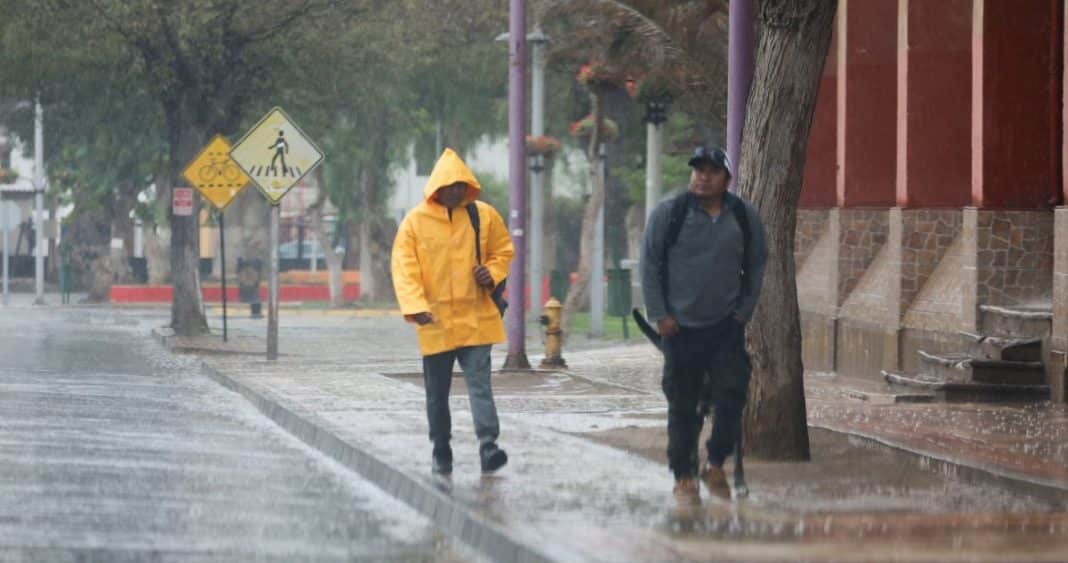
[422,345,499,450]
[662,317,751,479]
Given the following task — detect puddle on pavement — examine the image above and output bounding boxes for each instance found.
[382,370,642,396]
[583,423,1068,559]
[585,426,1067,514]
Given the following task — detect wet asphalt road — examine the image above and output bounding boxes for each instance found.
[0,305,472,562]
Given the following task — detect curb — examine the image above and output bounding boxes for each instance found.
[150,327,265,357]
[151,328,556,563]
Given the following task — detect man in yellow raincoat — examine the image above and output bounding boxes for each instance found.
[391,149,515,476]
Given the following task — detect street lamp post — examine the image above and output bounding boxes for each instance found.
[727,0,756,183]
[503,0,530,370]
[33,97,45,305]
[644,97,670,221]
[528,26,549,321]
[589,143,606,338]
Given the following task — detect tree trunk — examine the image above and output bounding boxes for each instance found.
[307,167,343,308]
[624,203,643,262]
[542,156,557,281]
[358,163,377,303]
[362,131,391,302]
[166,99,208,336]
[736,0,837,460]
[309,205,343,308]
[561,91,605,338]
[143,225,169,284]
[358,219,374,302]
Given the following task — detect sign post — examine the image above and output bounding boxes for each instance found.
[219,211,228,341]
[268,204,279,359]
[1,201,18,307]
[230,108,324,360]
[182,134,250,343]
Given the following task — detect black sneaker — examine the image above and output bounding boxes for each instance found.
[479,443,508,473]
[432,445,453,476]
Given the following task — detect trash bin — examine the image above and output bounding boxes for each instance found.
[607,269,631,317]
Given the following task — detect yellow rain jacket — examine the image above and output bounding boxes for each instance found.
[391,149,515,356]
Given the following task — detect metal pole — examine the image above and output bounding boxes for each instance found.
[503,0,530,370]
[529,28,547,320]
[727,0,755,184]
[33,97,44,305]
[645,120,662,221]
[2,203,8,307]
[220,211,228,343]
[267,204,280,360]
[590,144,606,338]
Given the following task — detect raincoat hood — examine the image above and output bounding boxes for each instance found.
[392,149,516,356]
[423,148,481,206]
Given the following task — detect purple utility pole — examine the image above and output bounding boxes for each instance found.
[503,0,530,370]
[727,0,755,182]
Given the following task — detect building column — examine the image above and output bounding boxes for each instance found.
[839,0,898,208]
[971,0,1060,209]
[799,11,838,209]
[1050,3,1068,404]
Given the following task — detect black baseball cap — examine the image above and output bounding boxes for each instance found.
[687,146,732,176]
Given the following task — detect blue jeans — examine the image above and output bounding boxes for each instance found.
[422,345,500,448]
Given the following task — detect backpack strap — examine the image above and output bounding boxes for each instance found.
[658,193,693,312]
[466,202,482,264]
[467,201,509,316]
[661,192,693,264]
[658,191,754,308]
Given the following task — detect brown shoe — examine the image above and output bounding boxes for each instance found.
[700,464,732,500]
[673,477,701,506]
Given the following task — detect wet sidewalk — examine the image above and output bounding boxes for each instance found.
[157,314,1068,562]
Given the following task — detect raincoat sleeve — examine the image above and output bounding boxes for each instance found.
[482,205,515,287]
[390,216,430,316]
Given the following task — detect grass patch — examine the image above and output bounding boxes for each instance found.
[567,312,638,341]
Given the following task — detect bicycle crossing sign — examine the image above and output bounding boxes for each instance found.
[182,134,249,211]
[229,107,324,205]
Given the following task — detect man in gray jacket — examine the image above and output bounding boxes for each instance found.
[640,146,767,504]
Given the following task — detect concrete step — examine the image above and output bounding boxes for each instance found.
[918,351,1046,385]
[916,351,973,383]
[831,373,936,404]
[883,370,1051,403]
[959,331,1043,362]
[979,304,1052,339]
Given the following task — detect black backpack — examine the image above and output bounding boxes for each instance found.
[659,191,753,307]
[466,203,508,316]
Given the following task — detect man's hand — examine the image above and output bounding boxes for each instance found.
[473,265,494,289]
[406,312,434,326]
[657,316,680,339]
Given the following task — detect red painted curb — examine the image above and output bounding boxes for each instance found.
[110,284,361,303]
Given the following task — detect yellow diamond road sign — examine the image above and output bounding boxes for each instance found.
[182,135,250,211]
[229,107,324,204]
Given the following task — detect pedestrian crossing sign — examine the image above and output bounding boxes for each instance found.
[229,107,324,205]
[182,134,249,211]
